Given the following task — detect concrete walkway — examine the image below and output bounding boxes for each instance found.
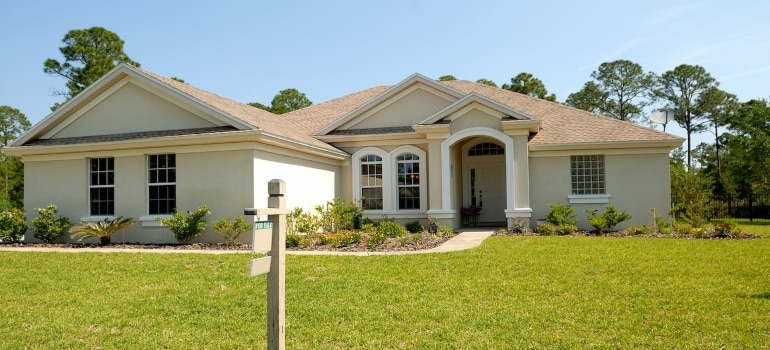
[0,230,494,255]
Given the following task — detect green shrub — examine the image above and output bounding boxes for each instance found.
[535,223,556,236]
[404,220,424,233]
[378,221,407,238]
[586,206,632,234]
[545,203,577,227]
[651,208,672,234]
[556,224,577,236]
[213,216,253,246]
[626,224,652,235]
[315,198,362,233]
[32,204,71,243]
[319,230,362,248]
[286,234,302,248]
[508,220,530,234]
[437,226,455,237]
[365,232,386,249]
[287,207,320,234]
[69,216,134,245]
[157,206,210,244]
[0,208,27,242]
[360,222,377,234]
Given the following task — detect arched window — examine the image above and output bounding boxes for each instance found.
[468,142,504,156]
[396,153,420,210]
[360,154,383,210]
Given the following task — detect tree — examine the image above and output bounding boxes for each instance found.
[695,87,739,180]
[437,75,457,81]
[249,88,312,114]
[655,64,718,169]
[587,60,657,122]
[565,81,609,114]
[0,106,31,208]
[502,72,556,101]
[475,78,498,88]
[43,27,139,104]
[720,99,770,196]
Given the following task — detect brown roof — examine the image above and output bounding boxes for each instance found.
[443,80,683,145]
[140,69,344,153]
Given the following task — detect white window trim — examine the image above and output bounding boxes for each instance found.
[351,146,427,215]
[88,157,115,216]
[391,145,427,213]
[147,154,176,216]
[79,215,116,222]
[568,194,611,204]
[352,147,390,214]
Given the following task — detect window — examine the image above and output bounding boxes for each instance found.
[571,155,605,195]
[89,157,114,216]
[468,142,504,156]
[396,153,420,210]
[148,154,176,215]
[360,154,383,210]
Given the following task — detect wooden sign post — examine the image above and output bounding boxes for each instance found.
[245,179,289,350]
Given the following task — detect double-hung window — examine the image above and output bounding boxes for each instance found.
[89,157,114,216]
[360,154,383,210]
[148,154,176,215]
[396,153,420,210]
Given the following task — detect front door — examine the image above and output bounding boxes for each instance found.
[464,142,507,226]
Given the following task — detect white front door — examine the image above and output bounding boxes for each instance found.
[467,154,507,225]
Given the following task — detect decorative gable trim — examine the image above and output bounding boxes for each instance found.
[314,73,464,136]
[419,92,535,126]
[12,64,254,147]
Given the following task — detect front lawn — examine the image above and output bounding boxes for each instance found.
[2,236,769,348]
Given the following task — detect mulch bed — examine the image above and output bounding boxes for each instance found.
[0,235,455,252]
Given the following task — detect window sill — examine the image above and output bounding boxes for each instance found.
[568,194,611,204]
[139,215,171,227]
[79,215,116,222]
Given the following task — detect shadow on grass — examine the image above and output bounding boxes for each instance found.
[743,292,770,300]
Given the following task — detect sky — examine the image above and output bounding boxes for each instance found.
[2,0,769,146]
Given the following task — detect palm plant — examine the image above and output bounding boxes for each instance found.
[69,216,135,245]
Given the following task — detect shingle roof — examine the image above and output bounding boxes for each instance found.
[443,80,683,145]
[24,126,238,146]
[140,69,344,153]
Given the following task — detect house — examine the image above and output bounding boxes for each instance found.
[6,64,683,243]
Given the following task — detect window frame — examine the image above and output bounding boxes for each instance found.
[147,154,177,216]
[352,146,427,216]
[568,154,610,204]
[88,157,115,217]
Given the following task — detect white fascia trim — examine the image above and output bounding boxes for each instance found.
[568,194,611,204]
[529,139,684,153]
[139,215,171,227]
[426,209,457,219]
[505,208,533,218]
[441,127,515,211]
[79,215,116,222]
[421,93,535,125]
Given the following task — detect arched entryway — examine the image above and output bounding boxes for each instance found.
[462,140,507,226]
[439,127,516,228]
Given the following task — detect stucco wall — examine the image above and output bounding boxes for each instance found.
[53,82,220,138]
[345,88,452,129]
[22,148,257,244]
[529,152,671,230]
[253,151,340,218]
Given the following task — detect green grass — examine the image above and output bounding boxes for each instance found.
[2,237,769,349]
[735,220,770,237]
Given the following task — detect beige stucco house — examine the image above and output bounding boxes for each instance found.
[6,64,683,243]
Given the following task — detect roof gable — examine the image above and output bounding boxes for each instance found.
[12,64,256,146]
[420,92,535,125]
[314,73,464,136]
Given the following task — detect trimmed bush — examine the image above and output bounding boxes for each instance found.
[213,216,253,246]
[158,206,210,244]
[0,208,27,242]
[378,221,407,238]
[287,207,320,234]
[545,203,577,227]
[32,204,71,243]
[586,206,632,234]
[404,220,424,233]
[535,223,556,236]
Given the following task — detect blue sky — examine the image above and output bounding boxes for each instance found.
[3,0,768,145]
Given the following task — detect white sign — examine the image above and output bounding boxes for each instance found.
[250,256,272,276]
[253,229,272,252]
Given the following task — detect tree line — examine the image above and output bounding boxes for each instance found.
[2,26,767,214]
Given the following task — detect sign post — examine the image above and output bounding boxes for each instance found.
[245,179,288,350]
